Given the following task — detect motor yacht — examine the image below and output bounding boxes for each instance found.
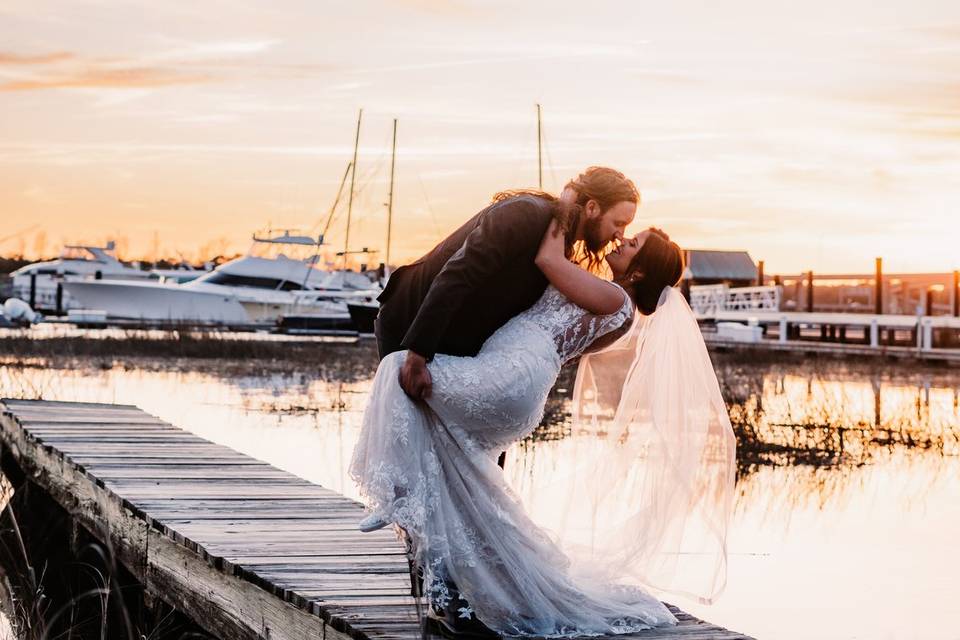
[11,242,200,313]
[62,231,381,326]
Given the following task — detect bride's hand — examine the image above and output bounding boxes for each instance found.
[535,218,566,265]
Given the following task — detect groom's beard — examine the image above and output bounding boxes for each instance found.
[582,215,608,255]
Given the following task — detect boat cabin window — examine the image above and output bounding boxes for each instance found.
[205,273,289,290]
[33,268,79,276]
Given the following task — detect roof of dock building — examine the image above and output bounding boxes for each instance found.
[684,249,757,281]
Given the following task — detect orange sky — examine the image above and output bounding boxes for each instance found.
[1,0,958,273]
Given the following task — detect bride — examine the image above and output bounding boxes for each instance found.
[349,218,737,637]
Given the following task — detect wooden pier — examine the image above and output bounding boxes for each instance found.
[0,399,755,640]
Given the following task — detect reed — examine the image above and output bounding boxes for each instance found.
[0,330,377,365]
[0,466,215,639]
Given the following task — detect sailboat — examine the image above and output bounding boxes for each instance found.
[342,105,545,336]
[277,110,391,335]
[343,117,397,336]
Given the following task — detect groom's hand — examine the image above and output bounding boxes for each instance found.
[399,351,432,401]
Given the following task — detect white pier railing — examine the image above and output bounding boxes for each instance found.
[691,284,960,355]
[690,284,781,317]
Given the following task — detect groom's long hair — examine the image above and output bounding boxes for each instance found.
[492,166,640,274]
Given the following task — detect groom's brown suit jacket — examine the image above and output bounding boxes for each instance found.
[376,194,556,361]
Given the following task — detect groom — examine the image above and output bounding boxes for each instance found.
[376,166,639,391]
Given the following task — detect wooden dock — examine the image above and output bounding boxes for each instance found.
[0,399,756,640]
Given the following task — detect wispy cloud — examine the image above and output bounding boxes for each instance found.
[0,51,75,65]
[136,38,280,63]
[0,41,296,92]
[0,65,212,91]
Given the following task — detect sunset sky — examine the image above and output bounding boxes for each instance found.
[1,0,958,273]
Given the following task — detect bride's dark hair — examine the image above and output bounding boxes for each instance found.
[492,166,640,274]
[623,228,684,315]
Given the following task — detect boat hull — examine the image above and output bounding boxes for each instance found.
[62,281,252,325]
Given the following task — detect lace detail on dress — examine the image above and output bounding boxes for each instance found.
[519,282,634,364]
[348,281,678,637]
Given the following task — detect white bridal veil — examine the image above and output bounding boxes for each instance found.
[521,286,737,605]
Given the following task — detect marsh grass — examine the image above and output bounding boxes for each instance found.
[0,328,374,365]
[0,471,214,640]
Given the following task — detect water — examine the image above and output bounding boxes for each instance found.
[1,348,957,640]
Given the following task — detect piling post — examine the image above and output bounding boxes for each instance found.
[870,319,879,347]
[925,287,934,317]
[875,257,883,315]
[922,319,933,351]
[953,270,959,317]
[779,317,788,343]
[757,260,764,287]
[915,310,923,352]
[806,270,814,313]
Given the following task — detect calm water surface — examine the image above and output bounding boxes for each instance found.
[1,348,958,640]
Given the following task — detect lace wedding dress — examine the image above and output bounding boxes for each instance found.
[349,283,680,637]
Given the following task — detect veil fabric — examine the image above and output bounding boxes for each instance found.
[519,286,737,605]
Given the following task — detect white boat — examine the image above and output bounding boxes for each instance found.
[276,270,385,334]
[62,231,382,326]
[11,242,201,313]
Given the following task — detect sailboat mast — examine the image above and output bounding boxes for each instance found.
[302,161,352,290]
[385,118,397,271]
[536,103,543,190]
[321,162,353,241]
[343,108,362,270]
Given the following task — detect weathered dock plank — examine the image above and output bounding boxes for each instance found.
[0,398,756,640]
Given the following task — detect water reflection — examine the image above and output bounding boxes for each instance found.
[0,352,958,639]
[717,359,960,470]
[2,353,958,498]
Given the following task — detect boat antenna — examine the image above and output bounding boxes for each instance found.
[385,118,397,273]
[343,108,362,270]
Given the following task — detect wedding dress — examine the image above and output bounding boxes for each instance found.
[349,282,680,637]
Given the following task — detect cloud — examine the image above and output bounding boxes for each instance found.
[150,39,279,60]
[0,41,306,92]
[0,66,212,91]
[0,51,75,65]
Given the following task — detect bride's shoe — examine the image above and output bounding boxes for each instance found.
[358,512,389,533]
